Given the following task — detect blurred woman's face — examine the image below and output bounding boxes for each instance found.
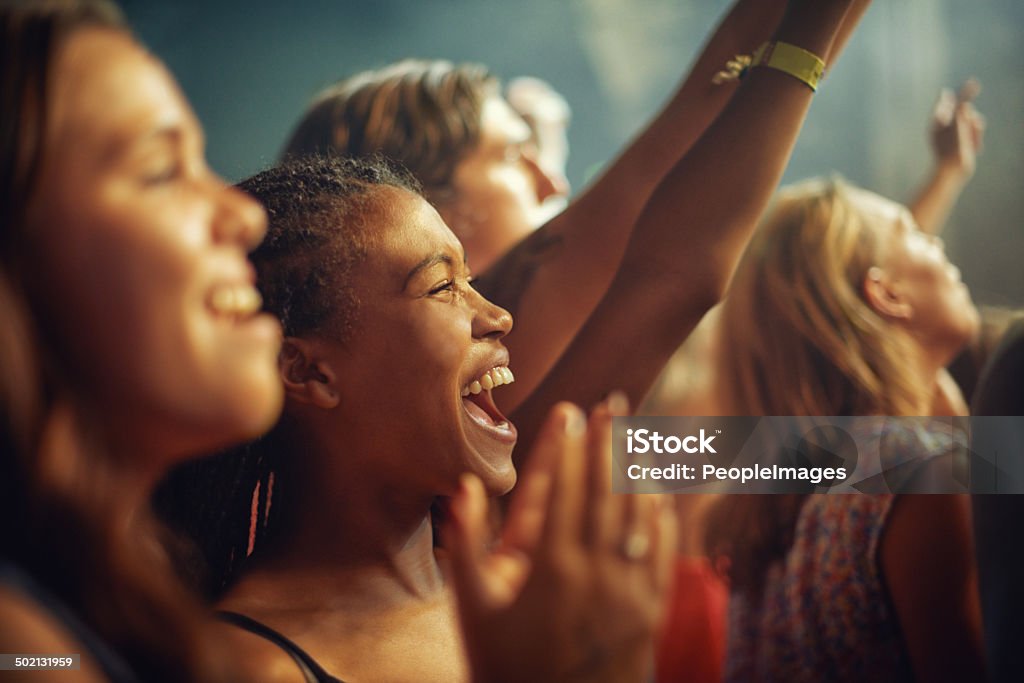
[318,186,518,496]
[857,189,980,358]
[24,29,283,465]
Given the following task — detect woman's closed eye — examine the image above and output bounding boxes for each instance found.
[428,280,456,298]
[428,275,478,301]
[140,159,183,186]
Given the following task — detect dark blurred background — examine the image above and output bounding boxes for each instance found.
[121,0,1023,307]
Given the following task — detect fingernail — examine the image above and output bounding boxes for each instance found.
[606,390,629,416]
[563,404,585,437]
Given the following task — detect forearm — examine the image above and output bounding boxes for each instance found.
[909,163,972,235]
[516,0,867,272]
[488,0,789,412]
[573,0,869,235]
[509,270,709,459]
[511,1,859,456]
[827,0,870,69]
[624,1,854,299]
[569,0,790,230]
[494,1,868,417]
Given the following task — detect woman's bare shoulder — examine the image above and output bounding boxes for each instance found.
[0,585,110,682]
[212,617,311,683]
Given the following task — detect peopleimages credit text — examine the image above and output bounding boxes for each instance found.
[612,416,1024,494]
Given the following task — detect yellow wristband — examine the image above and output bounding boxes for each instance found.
[751,41,825,91]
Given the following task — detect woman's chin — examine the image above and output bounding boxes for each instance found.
[483,466,518,497]
[463,454,517,498]
[208,381,285,451]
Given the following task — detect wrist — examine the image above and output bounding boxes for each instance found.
[774,1,853,59]
[935,159,973,181]
[750,41,825,91]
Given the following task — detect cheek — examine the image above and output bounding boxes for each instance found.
[914,270,975,335]
[415,323,466,377]
[86,256,202,412]
[26,175,278,451]
[341,313,469,472]
[40,197,213,406]
[459,169,532,219]
[489,167,536,212]
[357,307,469,402]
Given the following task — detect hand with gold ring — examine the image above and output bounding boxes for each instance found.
[444,393,677,683]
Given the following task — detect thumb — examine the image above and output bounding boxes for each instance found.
[932,88,956,128]
[967,107,986,150]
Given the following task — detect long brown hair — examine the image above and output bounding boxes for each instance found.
[282,59,496,203]
[1,2,220,679]
[704,178,934,598]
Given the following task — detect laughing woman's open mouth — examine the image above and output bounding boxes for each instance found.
[461,364,517,442]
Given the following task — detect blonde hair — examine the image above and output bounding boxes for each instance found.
[718,177,927,417]
[705,178,935,597]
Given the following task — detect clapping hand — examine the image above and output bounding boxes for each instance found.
[444,395,677,683]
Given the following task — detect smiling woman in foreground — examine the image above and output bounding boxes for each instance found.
[0,1,283,680]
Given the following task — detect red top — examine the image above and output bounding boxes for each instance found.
[656,556,729,683]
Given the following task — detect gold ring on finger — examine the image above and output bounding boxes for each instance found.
[621,532,650,561]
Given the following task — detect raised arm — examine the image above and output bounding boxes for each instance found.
[910,80,985,234]
[509,0,866,456]
[483,0,870,412]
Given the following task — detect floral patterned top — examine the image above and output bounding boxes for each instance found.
[724,417,966,681]
[724,495,914,682]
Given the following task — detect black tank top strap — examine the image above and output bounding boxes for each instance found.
[217,610,345,683]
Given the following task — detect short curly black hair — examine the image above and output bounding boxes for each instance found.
[239,154,421,341]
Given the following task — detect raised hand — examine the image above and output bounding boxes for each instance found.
[931,79,986,178]
[911,79,986,234]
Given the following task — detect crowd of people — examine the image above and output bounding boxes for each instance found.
[0,0,1017,681]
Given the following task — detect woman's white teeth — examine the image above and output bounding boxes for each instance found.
[210,285,262,317]
[461,366,515,397]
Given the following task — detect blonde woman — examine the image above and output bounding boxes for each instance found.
[704,178,985,682]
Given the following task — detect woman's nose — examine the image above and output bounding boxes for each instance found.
[524,151,569,204]
[212,181,268,250]
[470,288,513,340]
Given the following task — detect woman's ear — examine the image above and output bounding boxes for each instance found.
[863,267,913,320]
[279,337,340,409]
